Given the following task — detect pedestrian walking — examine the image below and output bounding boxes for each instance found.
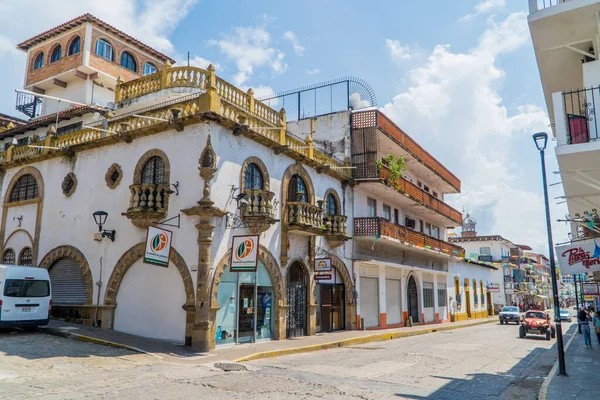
[579,308,592,348]
[593,312,600,346]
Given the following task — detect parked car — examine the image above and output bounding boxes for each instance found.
[519,310,555,340]
[559,310,572,322]
[0,265,52,329]
[499,306,521,325]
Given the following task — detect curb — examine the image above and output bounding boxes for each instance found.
[234,318,496,362]
[537,330,577,400]
[37,326,162,359]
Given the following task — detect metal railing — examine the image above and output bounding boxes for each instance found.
[563,86,600,144]
[535,0,571,11]
[353,217,464,258]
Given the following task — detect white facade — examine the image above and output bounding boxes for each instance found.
[447,260,496,318]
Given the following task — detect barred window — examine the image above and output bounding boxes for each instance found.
[10,174,39,202]
[141,156,166,185]
[423,282,434,308]
[244,163,263,190]
[438,283,447,307]
[3,248,15,265]
[19,247,33,266]
[326,193,338,215]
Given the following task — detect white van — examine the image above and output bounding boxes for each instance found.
[0,265,51,328]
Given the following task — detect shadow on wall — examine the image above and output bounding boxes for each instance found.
[395,324,577,399]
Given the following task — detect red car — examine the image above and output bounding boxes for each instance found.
[519,310,555,340]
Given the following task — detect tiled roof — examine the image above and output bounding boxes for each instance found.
[17,13,175,64]
[0,113,27,127]
[0,105,105,139]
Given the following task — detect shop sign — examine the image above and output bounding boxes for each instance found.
[144,225,173,267]
[582,283,599,296]
[487,283,500,292]
[556,239,600,274]
[315,272,332,280]
[314,258,332,272]
[230,235,260,271]
[505,288,514,295]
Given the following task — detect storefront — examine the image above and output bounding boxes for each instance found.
[215,260,275,345]
[315,267,345,333]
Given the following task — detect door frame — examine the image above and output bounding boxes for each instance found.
[286,261,309,338]
[407,274,419,323]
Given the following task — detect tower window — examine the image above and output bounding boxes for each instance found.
[32,52,44,70]
[144,62,157,76]
[50,45,62,63]
[95,39,113,61]
[68,37,81,56]
[120,52,137,72]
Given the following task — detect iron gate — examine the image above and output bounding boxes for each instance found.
[286,262,307,338]
[408,275,419,323]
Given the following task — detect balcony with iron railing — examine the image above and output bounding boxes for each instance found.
[352,110,461,193]
[376,165,462,225]
[529,0,575,13]
[354,217,464,258]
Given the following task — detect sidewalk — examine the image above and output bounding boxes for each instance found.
[38,317,496,364]
[545,324,600,400]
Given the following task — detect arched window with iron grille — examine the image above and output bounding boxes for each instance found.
[244,163,264,190]
[19,248,33,266]
[288,174,307,202]
[326,193,338,215]
[141,156,166,185]
[10,174,39,202]
[3,249,15,265]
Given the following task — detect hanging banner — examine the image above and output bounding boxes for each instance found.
[556,239,600,274]
[230,235,260,271]
[314,258,332,272]
[144,225,173,267]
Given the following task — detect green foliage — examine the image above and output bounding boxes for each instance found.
[376,153,406,182]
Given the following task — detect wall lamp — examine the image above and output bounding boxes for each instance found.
[92,211,116,242]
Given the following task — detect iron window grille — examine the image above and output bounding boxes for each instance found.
[326,193,337,215]
[10,174,39,202]
[19,248,32,266]
[3,249,15,265]
[244,163,264,190]
[141,156,166,185]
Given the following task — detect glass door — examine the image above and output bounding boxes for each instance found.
[237,284,255,344]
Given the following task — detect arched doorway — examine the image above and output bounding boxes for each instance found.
[407,275,419,323]
[287,261,307,338]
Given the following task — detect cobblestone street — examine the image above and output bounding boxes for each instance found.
[0,321,563,399]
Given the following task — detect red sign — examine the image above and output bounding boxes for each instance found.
[556,239,600,274]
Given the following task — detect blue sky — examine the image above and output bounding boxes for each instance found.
[0,0,569,254]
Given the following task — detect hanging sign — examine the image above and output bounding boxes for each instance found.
[315,272,332,280]
[230,235,260,272]
[314,258,332,272]
[487,283,500,292]
[144,225,173,267]
[582,283,599,296]
[556,239,600,274]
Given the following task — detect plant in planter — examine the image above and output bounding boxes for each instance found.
[376,154,406,185]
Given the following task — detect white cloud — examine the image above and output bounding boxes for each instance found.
[185,56,221,71]
[283,31,305,56]
[0,35,18,56]
[381,12,568,254]
[386,39,411,61]
[460,0,506,22]
[306,68,320,75]
[210,25,288,86]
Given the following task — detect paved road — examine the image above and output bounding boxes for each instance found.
[0,321,566,399]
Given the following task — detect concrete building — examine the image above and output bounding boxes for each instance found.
[528,0,600,240]
[0,14,355,351]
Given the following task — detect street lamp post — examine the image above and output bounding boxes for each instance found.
[533,132,567,376]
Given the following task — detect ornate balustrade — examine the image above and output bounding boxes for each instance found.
[286,201,324,235]
[379,166,462,224]
[122,183,170,228]
[354,217,464,258]
[241,189,277,233]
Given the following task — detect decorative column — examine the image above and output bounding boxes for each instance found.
[182,135,226,352]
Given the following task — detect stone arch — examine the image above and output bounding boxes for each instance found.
[285,258,313,300]
[38,245,94,305]
[323,188,341,215]
[104,242,195,341]
[6,166,45,201]
[406,272,422,322]
[133,149,171,184]
[281,162,315,204]
[4,228,34,248]
[240,156,270,191]
[211,245,285,340]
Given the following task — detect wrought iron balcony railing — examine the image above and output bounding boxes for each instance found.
[15,92,42,119]
[354,217,464,258]
[563,86,600,145]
